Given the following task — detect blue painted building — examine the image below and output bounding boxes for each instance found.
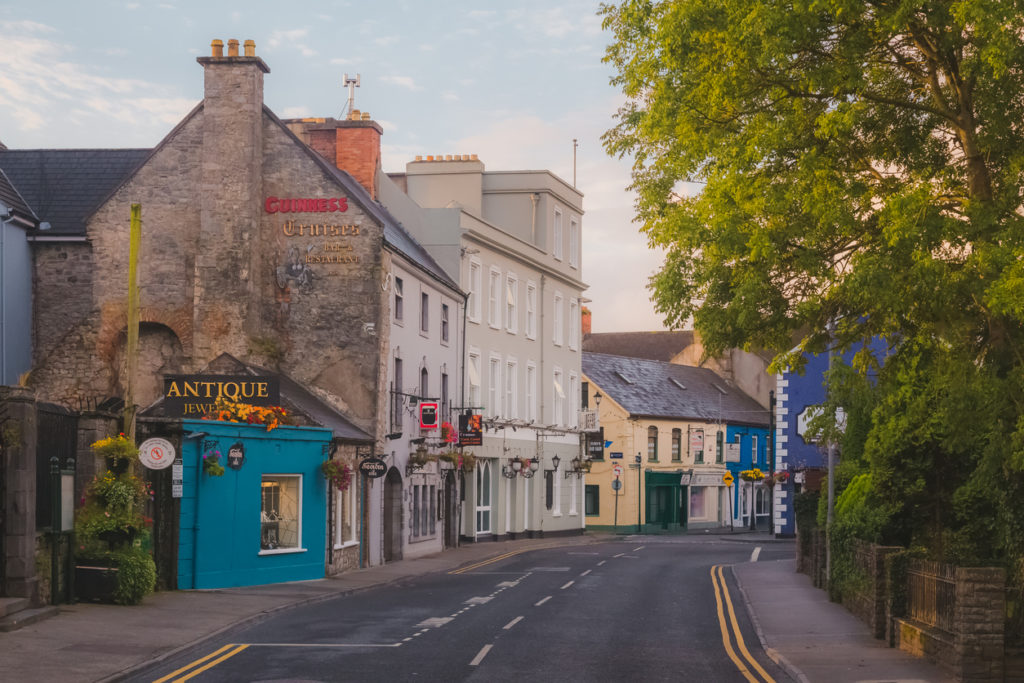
[725,423,770,528]
[177,419,333,589]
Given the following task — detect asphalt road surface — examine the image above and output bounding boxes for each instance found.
[133,536,792,683]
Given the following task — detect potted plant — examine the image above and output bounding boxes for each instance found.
[202,398,295,431]
[75,437,156,604]
[321,459,353,491]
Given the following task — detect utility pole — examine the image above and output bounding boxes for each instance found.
[825,328,836,589]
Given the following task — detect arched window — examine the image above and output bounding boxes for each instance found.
[647,426,658,461]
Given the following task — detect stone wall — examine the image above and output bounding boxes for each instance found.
[1,387,38,601]
[840,540,901,639]
[954,567,1005,682]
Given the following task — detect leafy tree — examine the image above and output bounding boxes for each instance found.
[601,0,1024,588]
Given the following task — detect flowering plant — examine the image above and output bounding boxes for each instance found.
[90,433,139,463]
[440,421,458,444]
[202,450,225,477]
[321,460,353,491]
[202,398,295,431]
[739,468,765,482]
[409,446,437,467]
[763,471,790,487]
[438,450,476,471]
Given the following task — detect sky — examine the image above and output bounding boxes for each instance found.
[0,0,673,333]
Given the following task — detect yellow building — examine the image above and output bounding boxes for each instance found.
[583,353,767,532]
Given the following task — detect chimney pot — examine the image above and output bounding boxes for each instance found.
[244,39,255,57]
[445,154,453,161]
[228,39,239,57]
[211,39,224,57]
[427,155,435,161]
[415,155,423,161]
[470,154,479,160]
[361,112,371,121]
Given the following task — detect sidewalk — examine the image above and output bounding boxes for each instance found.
[733,558,956,682]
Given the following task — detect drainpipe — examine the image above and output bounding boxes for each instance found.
[530,193,538,244]
[0,202,10,383]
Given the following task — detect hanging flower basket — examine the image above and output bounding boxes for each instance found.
[438,450,476,471]
[321,460,353,491]
[202,450,225,477]
[91,433,139,466]
[763,471,790,487]
[739,468,765,482]
[440,421,458,444]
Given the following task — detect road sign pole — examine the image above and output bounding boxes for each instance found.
[613,476,619,532]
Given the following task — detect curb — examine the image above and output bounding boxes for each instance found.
[729,563,809,683]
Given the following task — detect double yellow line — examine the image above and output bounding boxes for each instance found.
[449,546,543,574]
[151,643,249,682]
[710,565,774,683]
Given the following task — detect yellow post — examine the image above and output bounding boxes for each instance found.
[124,204,141,441]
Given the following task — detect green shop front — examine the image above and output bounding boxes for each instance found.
[644,470,689,533]
[177,418,332,589]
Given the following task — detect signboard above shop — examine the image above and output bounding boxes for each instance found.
[459,413,482,446]
[162,375,280,417]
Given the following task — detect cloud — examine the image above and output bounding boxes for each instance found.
[374,36,400,47]
[280,106,312,119]
[329,57,356,66]
[441,91,459,102]
[381,75,422,91]
[267,29,316,57]
[0,24,194,143]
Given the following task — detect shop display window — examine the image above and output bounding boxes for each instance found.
[261,475,301,552]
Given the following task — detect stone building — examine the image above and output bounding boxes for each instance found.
[0,39,462,582]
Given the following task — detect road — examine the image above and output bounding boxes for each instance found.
[134,537,792,682]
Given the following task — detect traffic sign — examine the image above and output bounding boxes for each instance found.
[723,472,734,486]
[611,479,622,491]
[612,464,624,477]
[139,437,175,470]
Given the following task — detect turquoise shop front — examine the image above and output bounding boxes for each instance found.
[178,419,332,589]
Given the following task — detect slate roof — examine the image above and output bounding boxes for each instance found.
[583,352,768,427]
[582,331,695,362]
[141,353,374,442]
[0,167,36,223]
[0,149,149,234]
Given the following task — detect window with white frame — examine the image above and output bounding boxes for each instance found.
[441,303,450,343]
[488,268,501,328]
[752,434,759,466]
[420,291,429,334]
[468,260,481,323]
[468,350,481,409]
[476,461,492,533]
[526,281,537,339]
[411,484,437,539]
[569,217,579,268]
[505,359,518,419]
[553,208,563,260]
[420,367,429,400]
[441,371,449,422]
[552,368,565,425]
[569,298,579,349]
[489,356,501,418]
[394,277,404,322]
[568,373,579,427]
[526,362,537,423]
[392,357,403,430]
[553,292,564,346]
[334,483,356,547]
[260,475,301,552]
[505,274,518,334]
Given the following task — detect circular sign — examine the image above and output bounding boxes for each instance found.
[139,437,176,470]
[723,472,735,486]
[612,464,624,477]
[611,479,622,491]
[358,457,388,479]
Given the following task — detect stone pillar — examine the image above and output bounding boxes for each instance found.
[1,386,38,601]
[194,40,270,361]
[954,566,1005,682]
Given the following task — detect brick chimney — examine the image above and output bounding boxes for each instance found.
[289,112,382,199]
[194,39,271,358]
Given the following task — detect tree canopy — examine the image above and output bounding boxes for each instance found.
[602,0,1024,574]
[602,0,1024,371]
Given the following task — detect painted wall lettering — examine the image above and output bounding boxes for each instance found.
[265,196,349,213]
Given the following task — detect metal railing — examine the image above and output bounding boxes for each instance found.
[907,559,957,635]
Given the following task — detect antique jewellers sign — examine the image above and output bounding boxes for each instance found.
[163,376,280,417]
